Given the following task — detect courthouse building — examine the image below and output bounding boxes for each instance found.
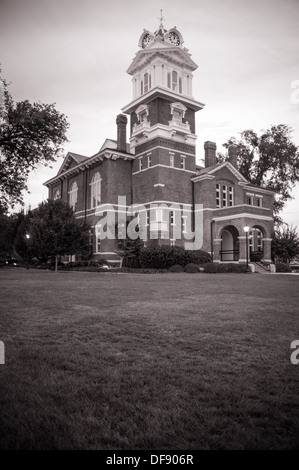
[44,18,275,264]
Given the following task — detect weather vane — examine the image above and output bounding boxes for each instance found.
[158,9,165,28]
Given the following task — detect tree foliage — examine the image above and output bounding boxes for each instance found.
[0,71,69,211]
[271,225,299,263]
[218,125,299,222]
[27,199,91,262]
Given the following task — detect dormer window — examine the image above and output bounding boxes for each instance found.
[169,102,187,124]
[135,104,149,123]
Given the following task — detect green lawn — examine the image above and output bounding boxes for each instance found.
[0,268,298,450]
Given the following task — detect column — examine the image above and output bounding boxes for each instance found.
[213,238,222,263]
[262,238,272,263]
[238,235,247,264]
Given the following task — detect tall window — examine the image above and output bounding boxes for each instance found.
[229,186,234,206]
[257,196,263,207]
[180,156,185,170]
[141,73,151,95]
[216,184,220,208]
[54,188,61,200]
[90,172,101,208]
[216,183,234,208]
[147,155,152,167]
[170,210,175,226]
[69,181,78,210]
[139,157,143,171]
[95,224,101,253]
[169,154,175,167]
[222,185,227,207]
[167,70,182,93]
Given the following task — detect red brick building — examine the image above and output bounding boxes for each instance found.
[44,20,274,264]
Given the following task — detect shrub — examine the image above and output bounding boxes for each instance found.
[168,264,184,273]
[140,246,211,269]
[275,262,292,273]
[203,263,249,273]
[184,263,200,273]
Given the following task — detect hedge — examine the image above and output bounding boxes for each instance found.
[275,262,292,273]
[139,246,211,269]
[203,263,249,273]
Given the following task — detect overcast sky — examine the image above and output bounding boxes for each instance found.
[1,0,299,227]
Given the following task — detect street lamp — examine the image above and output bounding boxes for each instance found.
[244,226,250,269]
[25,234,30,268]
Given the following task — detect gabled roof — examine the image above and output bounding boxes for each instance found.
[127,48,198,75]
[192,161,249,183]
[57,152,89,175]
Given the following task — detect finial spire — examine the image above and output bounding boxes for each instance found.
[158,9,165,28]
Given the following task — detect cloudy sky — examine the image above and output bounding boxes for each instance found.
[1,0,299,227]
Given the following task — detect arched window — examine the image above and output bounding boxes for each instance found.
[90,172,101,208]
[54,188,61,200]
[249,228,263,253]
[69,181,78,210]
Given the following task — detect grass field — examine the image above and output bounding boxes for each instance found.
[0,268,298,450]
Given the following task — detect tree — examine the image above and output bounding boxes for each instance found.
[114,222,144,268]
[27,199,90,270]
[271,225,299,263]
[218,125,299,223]
[0,70,69,211]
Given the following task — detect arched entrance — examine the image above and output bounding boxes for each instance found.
[220,226,239,261]
[249,226,264,261]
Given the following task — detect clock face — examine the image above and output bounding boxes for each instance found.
[169,31,180,46]
[142,34,151,48]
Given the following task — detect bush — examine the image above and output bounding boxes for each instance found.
[140,246,211,269]
[184,263,200,273]
[250,252,264,262]
[168,264,184,273]
[275,262,292,273]
[203,263,249,273]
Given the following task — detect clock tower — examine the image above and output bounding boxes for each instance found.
[122,15,205,243]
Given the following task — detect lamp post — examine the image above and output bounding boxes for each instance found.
[25,233,30,268]
[244,226,250,269]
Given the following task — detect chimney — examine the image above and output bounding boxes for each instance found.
[116,114,127,152]
[204,141,217,167]
[228,144,238,167]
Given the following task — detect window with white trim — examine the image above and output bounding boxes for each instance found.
[95,224,101,253]
[256,196,263,207]
[141,72,151,95]
[222,185,227,207]
[90,172,101,208]
[170,154,174,167]
[248,195,254,205]
[170,210,175,226]
[147,155,152,168]
[139,157,143,171]
[54,188,61,200]
[229,186,234,206]
[180,156,185,170]
[182,216,187,234]
[167,70,182,93]
[69,181,78,210]
[216,184,220,208]
[216,183,234,208]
